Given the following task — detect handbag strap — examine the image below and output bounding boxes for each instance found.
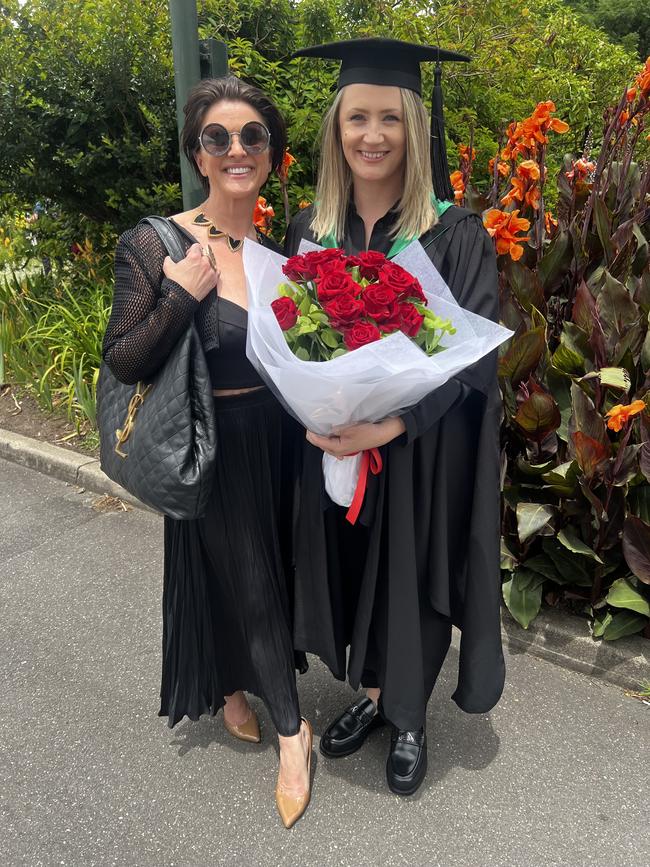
[139,215,187,263]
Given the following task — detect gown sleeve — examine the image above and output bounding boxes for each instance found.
[102,223,199,385]
[397,214,499,443]
[283,206,316,256]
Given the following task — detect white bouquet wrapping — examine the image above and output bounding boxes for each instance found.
[244,238,512,509]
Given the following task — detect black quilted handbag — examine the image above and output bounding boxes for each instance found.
[97,216,217,520]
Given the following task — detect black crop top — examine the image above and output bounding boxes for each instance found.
[206,297,265,389]
[102,219,278,390]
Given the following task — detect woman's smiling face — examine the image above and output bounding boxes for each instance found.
[194,99,272,200]
[338,84,406,185]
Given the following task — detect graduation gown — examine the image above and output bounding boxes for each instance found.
[284,202,505,729]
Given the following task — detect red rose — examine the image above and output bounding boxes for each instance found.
[271,296,299,330]
[282,256,310,281]
[399,302,425,337]
[354,251,389,280]
[362,283,399,323]
[344,321,381,350]
[323,294,365,328]
[309,248,347,268]
[316,270,361,302]
[379,263,426,301]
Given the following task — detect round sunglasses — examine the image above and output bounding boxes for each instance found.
[198,121,271,157]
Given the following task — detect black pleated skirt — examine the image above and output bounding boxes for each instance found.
[159,388,305,735]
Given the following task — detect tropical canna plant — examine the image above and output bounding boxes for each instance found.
[459,57,650,640]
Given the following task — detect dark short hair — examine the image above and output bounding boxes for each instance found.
[181,75,287,194]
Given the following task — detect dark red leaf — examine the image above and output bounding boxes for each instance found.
[571,431,610,479]
[622,515,650,585]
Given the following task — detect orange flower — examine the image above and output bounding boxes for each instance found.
[517,160,541,182]
[532,101,570,134]
[635,57,650,97]
[626,87,637,102]
[544,212,558,235]
[605,399,647,432]
[459,144,476,164]
[619,109,630,126]
[450,169,465,203]
[298,199,311,209]
[253,195,275,235]
[277,150,296,183]
[483,208,530,260]
[565,158,596,182]
[489,158,510,178]
[501,175,540,210]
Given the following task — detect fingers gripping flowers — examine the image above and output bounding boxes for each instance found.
[272,249,455,361]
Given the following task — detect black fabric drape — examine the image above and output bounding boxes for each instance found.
[284,204,505,727]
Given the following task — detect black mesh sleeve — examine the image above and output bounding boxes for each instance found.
[102,223,199,385]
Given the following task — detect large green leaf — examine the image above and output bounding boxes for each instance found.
[516,502,555,543]
[602,610,647,641]
[542,539,592,586]
[622,515,650,585]
[500,539,517,572]
[552,340,585,375]
[524,553,564,583]
[542,460,579,496]
[557,527,603,563]
[606,577,650,617]
[580,367,631,392]
[498,327,546,385]
[502,569,544,629]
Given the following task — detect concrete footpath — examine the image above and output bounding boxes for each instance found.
[1,456,649,867]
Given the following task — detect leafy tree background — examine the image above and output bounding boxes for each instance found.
[0,0,642,250]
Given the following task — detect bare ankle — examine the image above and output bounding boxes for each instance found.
[366,687,381,707]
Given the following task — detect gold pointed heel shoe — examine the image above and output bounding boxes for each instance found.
[224,707,261,744]
[276,718,313,829]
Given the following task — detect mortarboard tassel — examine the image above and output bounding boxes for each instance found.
[430,63,455,202]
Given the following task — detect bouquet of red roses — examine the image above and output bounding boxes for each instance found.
[270,248,456,362]
[243,238,512,519]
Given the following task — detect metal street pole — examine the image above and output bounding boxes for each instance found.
[169,0,203,210]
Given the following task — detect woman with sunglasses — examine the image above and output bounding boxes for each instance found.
[284,39,504,797]
[102,76,312,828]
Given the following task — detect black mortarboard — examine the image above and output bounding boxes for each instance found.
[292,38,470,201]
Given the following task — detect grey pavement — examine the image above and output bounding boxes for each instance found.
[1,457,648,867]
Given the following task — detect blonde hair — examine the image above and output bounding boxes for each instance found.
[311,87,438,244]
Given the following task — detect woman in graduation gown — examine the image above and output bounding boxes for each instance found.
[284,38,505,796]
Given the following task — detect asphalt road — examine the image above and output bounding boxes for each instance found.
[1,457,648,867]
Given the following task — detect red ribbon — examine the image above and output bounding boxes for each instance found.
[345,447,383,525]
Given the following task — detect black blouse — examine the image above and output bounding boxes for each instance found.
[102,220,276,388]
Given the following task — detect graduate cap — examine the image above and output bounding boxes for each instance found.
[292,38,471,202]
